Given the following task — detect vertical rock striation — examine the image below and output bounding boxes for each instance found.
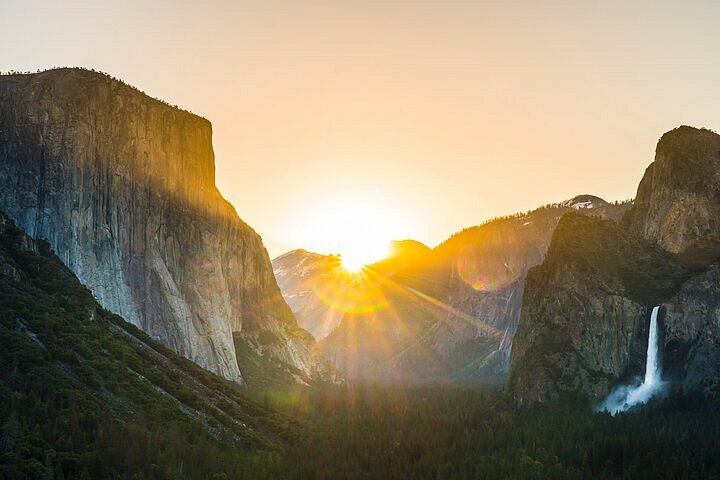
[661,262,720,392]
[0,68,328,383]
[625,126,720,263]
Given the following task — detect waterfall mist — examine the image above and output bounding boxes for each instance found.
[599,306,665,414]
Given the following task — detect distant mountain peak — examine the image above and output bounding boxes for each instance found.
[387,239,431,259]
[273,248,320,261]
[560,194,609,210]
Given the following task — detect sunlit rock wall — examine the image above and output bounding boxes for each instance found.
[0,68,328,383]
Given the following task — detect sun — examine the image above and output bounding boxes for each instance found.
[339,239,389,272]
[340,253,369,272]
[290,200,398,272]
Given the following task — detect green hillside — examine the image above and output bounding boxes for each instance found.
[0,212,295,479]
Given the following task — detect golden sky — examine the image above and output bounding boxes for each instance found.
[3,1,720,257]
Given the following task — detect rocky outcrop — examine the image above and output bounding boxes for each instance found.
[438,196,631,369]
[662,262,720,392]
[508,214,691,406]
[625,126,720,264]
[509,127,720,406]
[272,249,345,340]
[0,68,330,384]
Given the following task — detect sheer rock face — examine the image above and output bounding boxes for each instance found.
[625,126,720,262]
[621,126,720,393]
[509,219,720,405]
[0,68,325,383]
[508,215,690,406]
[509,127,720,405]
[662,262,720,392]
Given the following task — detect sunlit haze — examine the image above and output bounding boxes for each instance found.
[3,1,720,259]
[288,187,416,270]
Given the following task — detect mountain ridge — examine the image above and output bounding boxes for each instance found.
[274,194,631,383]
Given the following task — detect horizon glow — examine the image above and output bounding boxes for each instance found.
[3,1,720,257]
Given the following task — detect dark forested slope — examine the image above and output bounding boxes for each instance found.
[0,210,295,479]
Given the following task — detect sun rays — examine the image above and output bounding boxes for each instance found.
[303,259,507,380]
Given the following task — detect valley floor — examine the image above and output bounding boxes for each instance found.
[264,385,720,480]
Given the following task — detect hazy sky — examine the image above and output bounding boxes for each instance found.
[2,1,720,257]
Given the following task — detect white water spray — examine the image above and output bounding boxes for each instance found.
[599,306,665,414]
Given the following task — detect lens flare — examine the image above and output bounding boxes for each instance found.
[455,251,521,292]
[310,266,389,315]
[289,201,396,263]
[341,255,366,272]
[340,242,387,272]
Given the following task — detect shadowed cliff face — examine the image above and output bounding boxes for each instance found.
[507,214,691,406]
[0,68,329,384]
[625,126,720,265]
[509,127,720,406]
[661,262,720,393]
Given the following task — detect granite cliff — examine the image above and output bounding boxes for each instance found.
[510,126,720,405]
[625,126,720,264]
[0,68,331,385]
[507,214,691,405]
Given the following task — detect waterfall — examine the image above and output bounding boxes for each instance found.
[599,306,665,414]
